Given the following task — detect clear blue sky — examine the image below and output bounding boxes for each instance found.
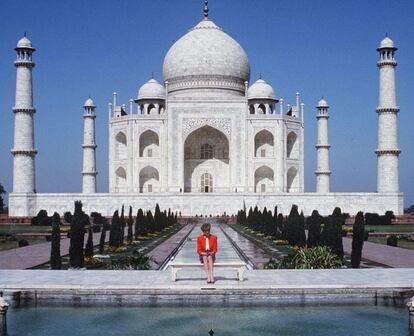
[0,0,413,208]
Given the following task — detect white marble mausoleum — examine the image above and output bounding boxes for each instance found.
[9,5,403,216]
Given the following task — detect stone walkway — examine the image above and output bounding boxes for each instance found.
[343,237,414,268]
[0,231,105,270]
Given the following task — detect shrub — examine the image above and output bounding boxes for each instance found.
[387,235,398,247]
[63,212,73,224]
[18,239,29,247]
[290,246,342,269]
[108,251,151,270]
[31,210,51,226]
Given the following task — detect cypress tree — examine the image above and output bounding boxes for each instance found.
[127,206,134,244]
[154,204,162,232]
[85,225,94,258]
[272,206,278,238]
[322,207,344,260]
[278,213,286,240]
[50,212,62,270]
[69,201,87,268]
[247,207,253,229]
[109,210,120,248]
[135,208,145,237]
[307,210,322,247]
[147,210,155,234]
[98,220,106,254]
[286,205,306,247]
[261,207,268,234]
[119,205,125,245]
[351,211,365,268]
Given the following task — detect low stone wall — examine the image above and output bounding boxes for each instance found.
[9,192,403,217]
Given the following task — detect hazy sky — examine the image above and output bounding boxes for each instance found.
[0,0,413,208]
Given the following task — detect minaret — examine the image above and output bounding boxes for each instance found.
[82,98,97,193]
[11,35,37,193]
[376,36,400,193]
[315,98,331,193]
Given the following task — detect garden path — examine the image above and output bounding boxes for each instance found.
[343,237,414,267]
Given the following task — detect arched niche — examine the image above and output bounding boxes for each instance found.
[254,165,274,193]
[115,132,127,160]
[287,166,298,192]
[115,167,127,190]
[287,131,298,159]
[254,130,274,158]
[139,130,159,157]
[139,165,159,193]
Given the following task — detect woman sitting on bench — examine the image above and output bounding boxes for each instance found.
[197,223,218,284]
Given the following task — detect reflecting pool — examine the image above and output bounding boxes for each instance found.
[8,303,406,336]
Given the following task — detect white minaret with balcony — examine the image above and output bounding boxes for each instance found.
[315,98,331,193]
[376,36,400,193]
[82,98,97,193]
[12,35,37,193]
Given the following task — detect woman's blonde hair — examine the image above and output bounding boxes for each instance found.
[201,223,211,233]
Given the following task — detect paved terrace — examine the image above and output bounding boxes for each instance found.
[0,268,413,305]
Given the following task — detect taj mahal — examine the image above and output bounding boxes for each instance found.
[9,2,403,217]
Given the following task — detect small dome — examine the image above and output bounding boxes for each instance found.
[84,98,95,107]
[317,98,329,107]
[378,36,397,50]
[380,36,394,48]
[16,36,33,49]
[137,78,166,100]
[248,79,276,100]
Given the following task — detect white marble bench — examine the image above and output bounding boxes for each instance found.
[170,261,246,282]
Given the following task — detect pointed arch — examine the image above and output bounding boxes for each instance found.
[255,130,274,158]
[115,131,127,160]
[139,165,159,193]
[115,166,127,190]
[139,129,159,157]
[254,165,274,193]
[287,131,298,159]
[287,166,298,192]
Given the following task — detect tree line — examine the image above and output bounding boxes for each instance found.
[49,201,178,269]
[237,205,366,268]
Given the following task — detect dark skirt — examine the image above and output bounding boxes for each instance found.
[199,252,216,264]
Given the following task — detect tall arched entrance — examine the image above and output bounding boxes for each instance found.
[184,125,229,193]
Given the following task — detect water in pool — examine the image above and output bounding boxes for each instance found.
[7,303,407,335]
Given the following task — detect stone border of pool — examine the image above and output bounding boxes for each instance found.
[1,269,413,306]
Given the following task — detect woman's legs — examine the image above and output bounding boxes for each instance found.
[207,255,214,282]
[202,255,210,282]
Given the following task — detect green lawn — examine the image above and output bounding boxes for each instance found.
[0,225,52,234]
[364,225,414,232]
[368,236,414,251]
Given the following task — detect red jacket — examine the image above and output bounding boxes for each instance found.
[197,234,218,256]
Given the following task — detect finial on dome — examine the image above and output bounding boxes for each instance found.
[24,31,27,37]
[204,0,209,19]
[151,72,154,79]
[259,73,262,80]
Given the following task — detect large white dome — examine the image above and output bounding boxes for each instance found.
[163,19,250,96]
